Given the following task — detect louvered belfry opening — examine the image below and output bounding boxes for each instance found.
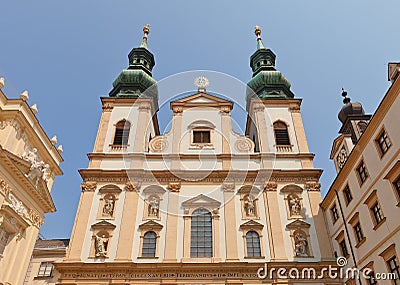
[273,121,290,145]
[113,120,131,145]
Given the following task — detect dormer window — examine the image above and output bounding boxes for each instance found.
[193,130,210,144]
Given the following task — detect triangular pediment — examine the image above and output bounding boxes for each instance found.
[91,220,116,230]
[182,194,221,209]
[173,92,232,104]
[286,219,310,229]
[240,220,264,230]
[138,220,163,230]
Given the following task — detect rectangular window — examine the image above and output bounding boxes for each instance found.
[37,262,54,277]
[339,239,349,257]
[0,230,10,255]
[387,256,400,285]
[371,202,384,225]
[343,186,353,205]
[353,222,364,243]
[394,176,400,200]
[376,130,391,156]
[193,130,211,144]
[357,160,369,185]
[367,271,378,285]
[331,204,339,223]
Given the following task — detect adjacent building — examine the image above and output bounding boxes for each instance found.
[56,26,338,284]
[321,63,400,284]
[0,80,63,285]
[24,238,69,285]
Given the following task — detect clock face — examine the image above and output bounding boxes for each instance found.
[337,147,347,169]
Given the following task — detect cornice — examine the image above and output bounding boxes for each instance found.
[79,169,322,186]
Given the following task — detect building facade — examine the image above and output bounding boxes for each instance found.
[24,238,69,285]
[0,80,63,285]
[321,63,400,284]
[56,26,338,284]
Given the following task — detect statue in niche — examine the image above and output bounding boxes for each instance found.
[294,232,308,257]
[95,234,108,257]
[148,196,159,217]
[288,195,302,216]
[244,195,255,216]
[22,148,50,186]
[103,197,115,216]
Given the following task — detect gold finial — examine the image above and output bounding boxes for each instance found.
[255,25,262,37]
[143,24,150,37]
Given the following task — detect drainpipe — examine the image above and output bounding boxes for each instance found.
[335,190,362,285]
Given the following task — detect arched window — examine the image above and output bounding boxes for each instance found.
[273,121,290,146]
[142,231,157,257]
[191,209,212,257]
[246,231,261,257]
[113,120,131,145]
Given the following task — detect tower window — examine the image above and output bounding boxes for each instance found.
[371,202,385,226]
[343,186,353,205]
[353,222,365,244]
[387,256,400,284]
[375,129,391,157]
[356,160,369,185]
[331,204,339,223]
[142,231,157,257]
[193,130,211,144]
[190,209,212,258]
[246,231,261,257]
[339,239,349,257]
[113,120,130,146]
[37,262,54,277]
[394,176,400,200]
[273,121,290,146]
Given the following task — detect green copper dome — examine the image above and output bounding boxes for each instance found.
[246,26,294,109]
[108,24,158,109]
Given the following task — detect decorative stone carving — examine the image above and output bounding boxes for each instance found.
[148,196,160,217]
[289,104,301,113]
[172,106,183,114]
[125,180,141,192]
[138,102,152,111]
[102,102,114,111]
[28,209,44,228]
[80,181,97,192]
[222,182,235,192]
[305,182,321,192]
[244,195,256,216]
[103,196,115,216]
[220,106,231,115]
[264,181,278,191]
[8,192,28,217]
[294,232,309,257]
[288,194,302,216]
[234,138,254,153]
[0,179,11,196]
[149,136,168,153]
[22,148,50,186]
[95,234,109,257]
[168,181,181,192]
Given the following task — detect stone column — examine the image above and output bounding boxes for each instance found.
[66,182,97,261]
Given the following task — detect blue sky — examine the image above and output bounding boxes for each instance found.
[1,0,399,239]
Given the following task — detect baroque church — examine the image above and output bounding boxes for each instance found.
[55,25,339,284]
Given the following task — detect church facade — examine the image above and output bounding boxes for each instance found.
[56,26,339,284]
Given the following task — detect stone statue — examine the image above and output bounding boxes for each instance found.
[289,195,301,216]
[148,196,159,217]
[244,195,255,216]
[22,147,49,186]
[95,235,108,257]
[103,197,115,216]
[294,232,308,257]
